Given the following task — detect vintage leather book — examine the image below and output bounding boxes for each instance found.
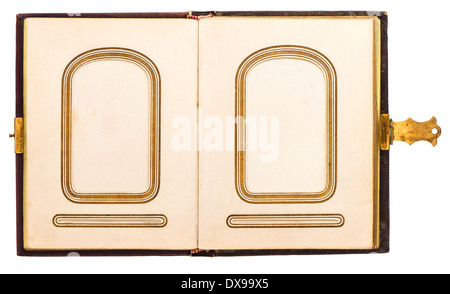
[12,11,440,256]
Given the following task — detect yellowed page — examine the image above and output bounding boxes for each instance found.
[24,18,198,250]
[198,17,380,250]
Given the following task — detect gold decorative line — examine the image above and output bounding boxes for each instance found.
[373,18,381,249]
[61,48,161,204]
[53,214,167,228]
[226,214,344,228]
[235,45,337,204]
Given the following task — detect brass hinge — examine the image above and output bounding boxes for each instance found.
[380,114,441,150]
[9,117,24,154]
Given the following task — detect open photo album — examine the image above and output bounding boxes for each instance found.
[13,11,409,255]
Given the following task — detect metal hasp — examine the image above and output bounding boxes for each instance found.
[10,117,24,154]
[380,114,441,150]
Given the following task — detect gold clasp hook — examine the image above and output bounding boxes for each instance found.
[380,114,441,150]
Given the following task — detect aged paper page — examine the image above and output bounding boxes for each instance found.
[198,17,380,250]
[24,18,198,250]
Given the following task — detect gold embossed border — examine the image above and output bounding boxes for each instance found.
[61,48,160,203]
[53,214,167,228]
[235,45,337,203]
[227,214,344,228]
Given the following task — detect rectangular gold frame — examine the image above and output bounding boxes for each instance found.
[61,47,161,204]
[227,214,344,228]
[53,214,167,228]
[235,45,337,203]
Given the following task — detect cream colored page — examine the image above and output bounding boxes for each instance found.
[71,60,151,193]
[198,17,378,250]
[24,18,198,250]
[246,59,327,193]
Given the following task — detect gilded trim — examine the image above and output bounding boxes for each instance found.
[373,18,381,249]
[61,48,160,203]
[235,45,337,203]
[53,214,167,228]
[227,214,344,228]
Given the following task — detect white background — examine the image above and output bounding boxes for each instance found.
[0,0,449,274]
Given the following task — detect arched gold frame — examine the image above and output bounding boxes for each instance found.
[235,45,337,204]
[61,48,160,204]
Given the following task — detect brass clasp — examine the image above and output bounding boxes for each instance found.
[380,114,441,150]
[10,117,24,154]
